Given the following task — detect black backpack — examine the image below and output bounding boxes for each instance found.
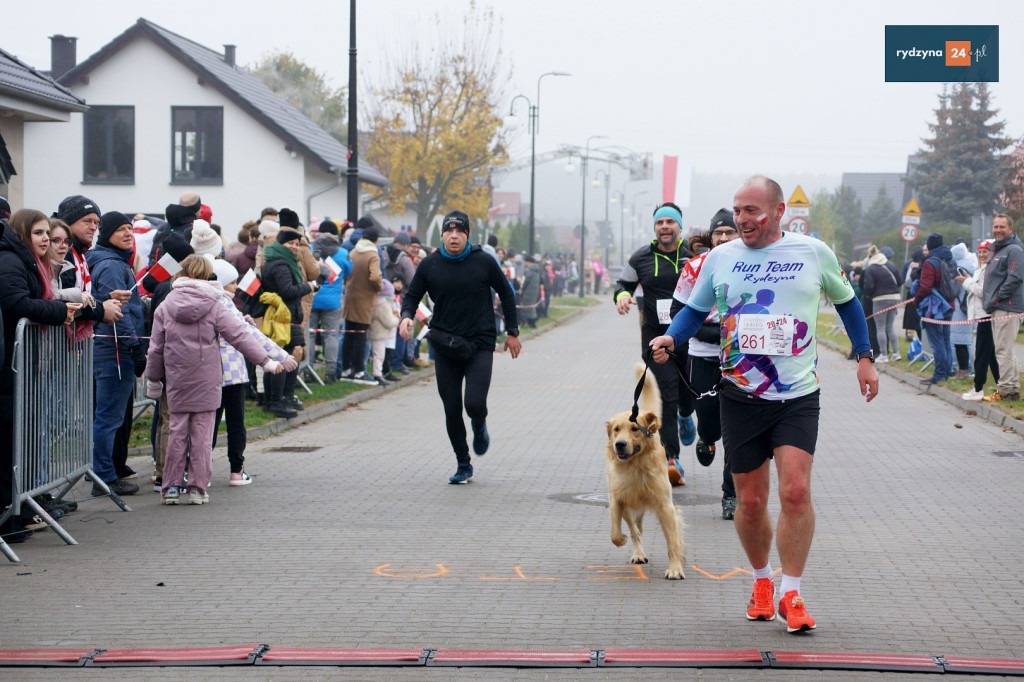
[929,256,959,303]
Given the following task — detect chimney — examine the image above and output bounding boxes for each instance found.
[49,34,78,80]
[223,44,236,67]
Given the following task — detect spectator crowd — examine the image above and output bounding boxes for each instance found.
[0,191,585,545]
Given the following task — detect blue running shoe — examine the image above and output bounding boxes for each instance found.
[449,464,474,484]
[472,421,490,456]
[678,413,696,446]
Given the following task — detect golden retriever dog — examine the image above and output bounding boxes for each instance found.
[605,363,685,579]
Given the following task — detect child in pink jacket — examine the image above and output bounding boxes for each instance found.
[146,255,290,505]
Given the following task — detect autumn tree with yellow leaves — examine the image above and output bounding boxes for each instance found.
[363,4,510,235]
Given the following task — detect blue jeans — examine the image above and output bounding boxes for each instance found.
[93,353,136,483]
[393,333,407,370]
[922,321,953,381]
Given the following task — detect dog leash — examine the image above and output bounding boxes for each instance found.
[629,354,656,437]
[632,346,722,436]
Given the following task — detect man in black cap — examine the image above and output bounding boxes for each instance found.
[671,208,740,518]
[399,210,521,484]
[85,212,147,497]
[55,194,125,325]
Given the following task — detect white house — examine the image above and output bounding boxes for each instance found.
[22,19,387,234]
[0,43,86,209]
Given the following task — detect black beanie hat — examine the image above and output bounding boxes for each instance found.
[319,219,338,235]
[161,232,195,262]
[926,232,943,250]
[56,194,101,226]
[356,215,375,231]
[165,203,196,228]
[442,210,470,233]
[710,208,736,230]
[277,230,302,245]
[97,211,131,246]
[279,208,300,229]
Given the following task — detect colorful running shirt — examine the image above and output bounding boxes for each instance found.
[684,232,855,400]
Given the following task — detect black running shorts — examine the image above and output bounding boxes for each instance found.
[719,386,820,474]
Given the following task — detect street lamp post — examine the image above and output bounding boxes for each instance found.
[611,190,626,266]
[346,0,359,221]
[630,189,649,252]
[507,72,570,257]
[579,134,607,299]
[593,166,612,273]
[616,179,643,266]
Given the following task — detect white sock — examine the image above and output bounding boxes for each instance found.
[752,563,774,581]
[779,573,801,597]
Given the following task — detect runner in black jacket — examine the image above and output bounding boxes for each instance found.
[400,211,520,484]
[614,202,695,485]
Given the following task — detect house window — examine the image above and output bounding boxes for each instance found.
[171,107,223,184]
[83,106,134,183]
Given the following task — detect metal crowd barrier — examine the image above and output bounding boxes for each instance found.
[133,376,157,421]
[1,319,126,563]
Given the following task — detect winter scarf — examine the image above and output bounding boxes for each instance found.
[263,241,303,284]
[440,242,471,262]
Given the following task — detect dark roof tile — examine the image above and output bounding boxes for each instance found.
[0,47,87,112]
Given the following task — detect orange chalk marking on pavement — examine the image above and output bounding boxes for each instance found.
[586,565,649,580]
[689,565,782,580]
[373,563,450,578]
[479,566,560,581]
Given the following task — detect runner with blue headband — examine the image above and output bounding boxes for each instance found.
[613,201,697,486]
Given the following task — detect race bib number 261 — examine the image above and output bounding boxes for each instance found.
[737,314,794,356]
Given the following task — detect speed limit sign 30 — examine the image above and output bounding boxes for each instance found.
[901,224,918,242]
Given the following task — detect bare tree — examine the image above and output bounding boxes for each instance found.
[363,2,510,235]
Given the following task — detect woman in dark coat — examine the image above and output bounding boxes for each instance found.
[260,230,318,417]
[0,210,76,542]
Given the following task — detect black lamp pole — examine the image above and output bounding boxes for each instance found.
[528,71,569,256]
[579,134,606,299]
[346,0,359,221]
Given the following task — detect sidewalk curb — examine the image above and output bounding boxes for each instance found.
[818,335,1024,435]
[126,306,591,460]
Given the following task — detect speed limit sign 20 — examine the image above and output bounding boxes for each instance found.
[901,224,918,242]
[788,217,809,234]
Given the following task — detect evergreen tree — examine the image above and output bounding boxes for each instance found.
[1002,138,1024,222]
[832,185,863,236]
[910,83,1011,224]
[862,184,900,235]
[248,52,347,142]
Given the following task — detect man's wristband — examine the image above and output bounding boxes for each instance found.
[506,328,519,337]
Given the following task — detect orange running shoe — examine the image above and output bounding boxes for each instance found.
[667,459,685,486]
[778,590,816,633]
[745,578,776,621]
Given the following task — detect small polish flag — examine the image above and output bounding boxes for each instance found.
[415,302,432,322]
[325,256,343,284]
[147,252,182,283]
[239,269,261,296]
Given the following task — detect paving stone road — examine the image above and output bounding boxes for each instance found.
[3,303,1023,680]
